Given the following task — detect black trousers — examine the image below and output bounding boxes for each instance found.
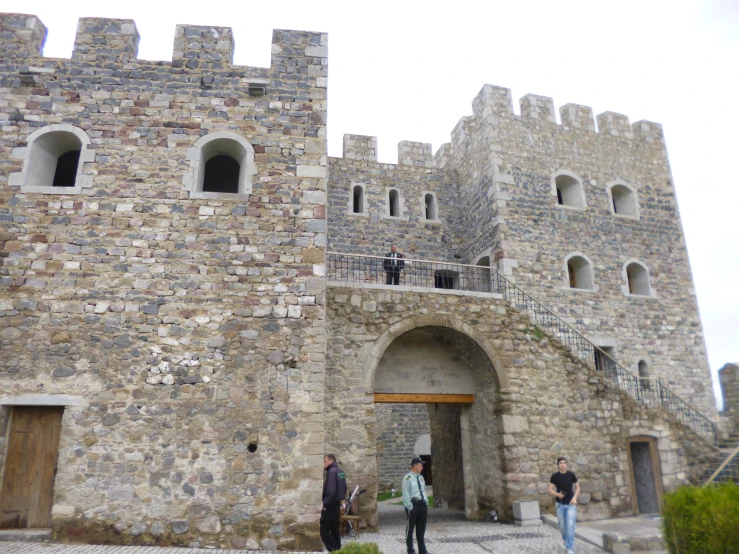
[320,501,342,552]
[405,501,428,554]
[385,268,401,285]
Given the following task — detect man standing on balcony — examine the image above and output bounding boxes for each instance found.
[383,245,405,285]
[549,456,580,554]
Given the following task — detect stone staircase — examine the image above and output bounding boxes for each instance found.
[699,430,739,484]
[492,271,720,447]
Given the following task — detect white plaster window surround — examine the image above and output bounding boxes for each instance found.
[552,170,587,209]
[622,259,657,298]
[382,187,408,220]
[184,131,257,200]
[607,179,640,219]
[421,191,441,224]
[349,182,368,217]
[562,252,598,292]
[9,124,95,195]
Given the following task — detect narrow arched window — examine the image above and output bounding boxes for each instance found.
[638,360,650,389]
[29,131,83,187]
[353,185,364,213]
[203,155,240,193]
[424,193,437,220]
[389,189,399,217]
[554,173,586,208]
[566,255,594,290]
[183,132,257,198]
[8,124,94,193]
[626,262,650,295]
[609,182,639,218]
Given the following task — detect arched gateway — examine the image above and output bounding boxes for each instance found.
[362,315,509,521]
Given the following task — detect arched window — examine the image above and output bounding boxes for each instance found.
[565,254,595,290]
[184,131,257,199]
[424,193,437,220]
[638,360,650,389]
[552,171,586,208]
[9,124,94,193]
[608,181,639,218]
[388,189,400,217]
[353,185,364,214]
[626,262,651,296]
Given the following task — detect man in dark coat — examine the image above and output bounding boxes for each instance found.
[383,245,405,285]
[321,453,347,552]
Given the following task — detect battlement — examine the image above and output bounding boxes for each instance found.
[398,140,435,168]
[72,17,139,63]
[0,12,327,80]
[173,25,234,69]
[343,134,377,162]
[0,13,47,59]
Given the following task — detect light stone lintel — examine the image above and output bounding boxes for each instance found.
[1,394,84,406]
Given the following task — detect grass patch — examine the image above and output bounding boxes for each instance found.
[376,491,398,502]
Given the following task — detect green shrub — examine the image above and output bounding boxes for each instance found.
[661,482,739,553]
[335,543,382,554]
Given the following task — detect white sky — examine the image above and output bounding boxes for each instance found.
[4,0,738,409]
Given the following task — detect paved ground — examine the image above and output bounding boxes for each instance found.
[0,501,607,554]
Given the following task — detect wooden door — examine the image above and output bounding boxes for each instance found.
[627,436,663,515]
[0,406,64,529]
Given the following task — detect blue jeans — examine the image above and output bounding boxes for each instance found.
[556,503,577,551]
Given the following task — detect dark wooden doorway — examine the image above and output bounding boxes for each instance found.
[627,436,663,514]
[0,406,64,529]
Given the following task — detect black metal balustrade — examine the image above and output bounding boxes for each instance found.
[327,252,718,445]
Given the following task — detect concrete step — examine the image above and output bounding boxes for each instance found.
[543,513,666,553]
[0,529,52,542]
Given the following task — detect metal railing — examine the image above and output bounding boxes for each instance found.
[704,444,739,486]
[327,252,718,445]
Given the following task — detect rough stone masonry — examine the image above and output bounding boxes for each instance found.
[0,11,725,551]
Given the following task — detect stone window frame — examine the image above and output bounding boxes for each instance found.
[348,182,368,217]
[621,259,657,298]
[551,169,587,210]
[8,124,95,195]
[607,179,640,220]
[382,187,408,220]
[420,190,441,224]
[562,252,598,292]
[183,131,257,200]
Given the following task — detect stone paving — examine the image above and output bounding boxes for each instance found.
[0,502,606,554]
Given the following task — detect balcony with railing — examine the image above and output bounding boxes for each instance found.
[327,252,718,445]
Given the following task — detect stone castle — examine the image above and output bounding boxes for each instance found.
[0,12,736,551]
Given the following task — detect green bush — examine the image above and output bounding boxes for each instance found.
[335,543,382,554]
[661,482,739,553]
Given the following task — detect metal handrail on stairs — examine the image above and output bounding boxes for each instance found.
[326,252,718,445]
[704,444,739,485]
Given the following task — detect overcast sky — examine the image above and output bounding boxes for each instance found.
[5,0,738,409]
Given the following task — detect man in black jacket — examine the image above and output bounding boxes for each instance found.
[383,245,405,285]
[321,453,348,552]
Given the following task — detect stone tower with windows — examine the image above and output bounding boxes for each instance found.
[0,12,726,550]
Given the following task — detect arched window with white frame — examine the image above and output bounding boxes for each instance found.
[564,253,596,291]
[552,170,586,209]
[623,260,654,297]
[184,131,257,199]
[8,124,94,194]
[608,180,640,218]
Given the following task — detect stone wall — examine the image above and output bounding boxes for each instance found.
[324,284,720,526]
[719,363,739,430]
[375,403,430,489]
[0,13,327,551]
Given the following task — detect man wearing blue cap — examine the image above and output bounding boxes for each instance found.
[402,457,429,554]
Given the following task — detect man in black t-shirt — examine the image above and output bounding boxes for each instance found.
[549,457,580,554]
